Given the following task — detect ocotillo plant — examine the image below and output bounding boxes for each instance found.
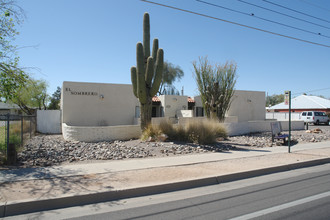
[205,82,222,121]
[131,12,164,130]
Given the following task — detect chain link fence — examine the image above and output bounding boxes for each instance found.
[0,114,36,164]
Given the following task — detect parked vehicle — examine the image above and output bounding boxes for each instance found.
[300,111,330,125]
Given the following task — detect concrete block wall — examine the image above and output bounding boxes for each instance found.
[62,123,142,142]
[223,120,304,136]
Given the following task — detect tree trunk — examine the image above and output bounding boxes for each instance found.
[140,98,152,131]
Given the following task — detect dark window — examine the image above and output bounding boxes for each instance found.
[302,112,306,116]
[152,107,157,117]
[196,107,204,117]
[135,106,140,118]
[307,112,312,116]
[160,107,164,117]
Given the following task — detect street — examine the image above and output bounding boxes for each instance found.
[71,165,330,220]
[9,163,330,220]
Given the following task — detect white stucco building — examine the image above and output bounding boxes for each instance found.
[61,81,303,142]
[61,81,266,126]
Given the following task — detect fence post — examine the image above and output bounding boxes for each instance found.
[30,115,32,138]
[21,115,23,147]
[6,113,10,159]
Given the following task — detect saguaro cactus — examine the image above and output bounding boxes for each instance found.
[131,12,164,130]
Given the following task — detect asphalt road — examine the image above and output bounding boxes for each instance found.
[70,165,330,220]
[10,164,329,220]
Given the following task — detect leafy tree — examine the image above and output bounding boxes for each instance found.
[0,0,28,101]
[11,78,48,115]
[0,62,28,101]
[163,85,180,95]
[48,86,61,110]
[193,56,237,121]
[158,61,184,95]
[266,94,284,107]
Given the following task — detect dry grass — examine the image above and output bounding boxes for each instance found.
[186,120,227,144]
[141,119,227,144]
[141,124,162,141]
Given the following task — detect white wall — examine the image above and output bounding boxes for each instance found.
[159,95,189,118]
[193,96,203,108]
[62,123,141,142]
[62,81,139,126]
[37,110,61,134]
[193,90,265,122]
[227,90,266,122]
[223,120,304,136]
[266,112,302,121]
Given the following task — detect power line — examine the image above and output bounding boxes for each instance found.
[299,0,330,13]
[237,0,330,30]
[293,87,330,95]
[140,0,330,48]
[263,0,330,24]
[197,0,330,39]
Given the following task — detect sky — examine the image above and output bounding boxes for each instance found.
[14,0,330,99]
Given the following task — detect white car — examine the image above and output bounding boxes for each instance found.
[300,111,329,125]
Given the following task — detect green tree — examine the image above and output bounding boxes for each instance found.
[0,0,28,101]
[266,94,284,107]
[193,56,237,122]
[48,86,61,110]
[11,78,48,115]
[158,61,184,95]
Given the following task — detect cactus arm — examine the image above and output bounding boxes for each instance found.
[143,12,150,59]
[150,48,164,97]
[145,57,154,88]
[137,71,147,104]
[131,67,138,98]
[137,42,147,104]
[152,38,158,62]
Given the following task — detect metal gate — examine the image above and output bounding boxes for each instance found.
[0,114,36,163]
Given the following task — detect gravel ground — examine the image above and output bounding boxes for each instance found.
[14,125,330,167]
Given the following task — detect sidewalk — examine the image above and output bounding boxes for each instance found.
[1,141,330,217]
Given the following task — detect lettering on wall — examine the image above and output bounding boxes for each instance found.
[65,88,98,96]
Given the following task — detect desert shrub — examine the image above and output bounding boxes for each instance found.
[173,124,187,142]
[186,120,227,144]
[142,119,227,145]
[158,120,175,138]
[141,124,162,141]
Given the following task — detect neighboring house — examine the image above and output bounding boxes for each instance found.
[0,102,21,115]
[267,95,330,113]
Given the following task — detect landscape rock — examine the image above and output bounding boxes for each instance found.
[16,126,330,167]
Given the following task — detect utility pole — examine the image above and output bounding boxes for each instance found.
[285,91,291,153]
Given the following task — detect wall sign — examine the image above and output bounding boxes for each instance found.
[65,88,98,96]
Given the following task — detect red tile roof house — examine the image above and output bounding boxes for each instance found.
[267,95,330,114]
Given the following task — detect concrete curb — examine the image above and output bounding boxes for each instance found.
[2,157,330,217]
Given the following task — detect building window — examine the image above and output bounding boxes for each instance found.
[152,107,157,117]
[135,106,140,118]
[196,107,204,117]
[160,107,164,117]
